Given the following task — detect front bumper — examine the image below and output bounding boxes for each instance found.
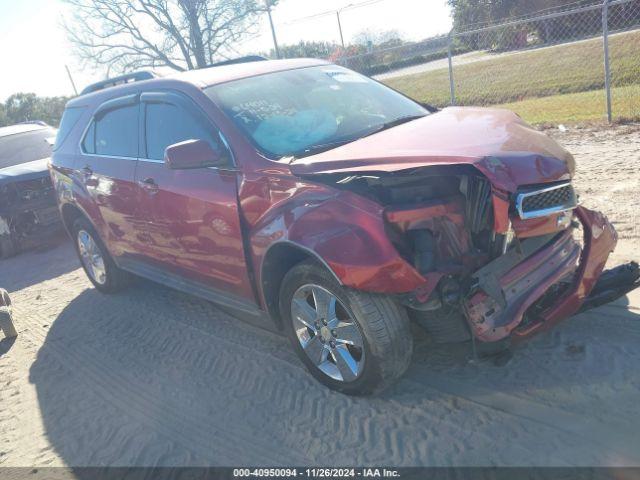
[463,206,620,342]
[0,205,62,258]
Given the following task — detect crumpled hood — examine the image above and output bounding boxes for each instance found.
[0,158,50,187]
[290,107,574,192]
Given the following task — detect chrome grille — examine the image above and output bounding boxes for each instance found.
[516,182,577,219]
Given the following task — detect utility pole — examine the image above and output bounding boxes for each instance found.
[602,0,612,122]
[336,10,345,48]
[65,65,78,96]
[447,32,455,105]
[265,1,280,59]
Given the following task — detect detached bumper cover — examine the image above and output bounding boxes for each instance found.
[463,206,618,342]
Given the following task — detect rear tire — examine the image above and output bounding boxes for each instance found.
[71,217,131,293]
[279,260,413,395]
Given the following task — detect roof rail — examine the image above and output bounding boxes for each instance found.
[80,71,157,96]
[206,55,268,69]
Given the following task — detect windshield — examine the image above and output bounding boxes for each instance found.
[205,65,427,159]
[0,127,56,170]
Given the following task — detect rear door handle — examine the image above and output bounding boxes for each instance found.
[81,165,93,176]
[138,177,159,194]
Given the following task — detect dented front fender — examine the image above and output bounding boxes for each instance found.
[244,175,428,296]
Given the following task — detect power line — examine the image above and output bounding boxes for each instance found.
[342,0,389,12]
[283,0,390,26]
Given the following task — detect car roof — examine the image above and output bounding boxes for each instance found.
[166,58,330,88]
[0,123,50,138]
[67,58,331,108]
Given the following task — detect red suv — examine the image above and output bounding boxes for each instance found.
[51,58,639,395]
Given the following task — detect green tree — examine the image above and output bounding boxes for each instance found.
[1,94,70,128]
[4,94,39,125]
[0,103,7,127]
[448,0,605,51]
[277,41,341,60]
[448,0,595,30]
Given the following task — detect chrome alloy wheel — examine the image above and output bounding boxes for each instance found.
[77,229,107,285]
[291,284,365,382]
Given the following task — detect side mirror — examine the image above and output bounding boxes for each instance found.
[164,139,225,170]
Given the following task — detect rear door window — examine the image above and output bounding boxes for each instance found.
[83,104,138,158]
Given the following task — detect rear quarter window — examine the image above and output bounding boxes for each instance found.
[54,107,85,151]
[82,123,96,154]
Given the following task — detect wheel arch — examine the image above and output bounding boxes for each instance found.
[260,241,342,329]
[60,202,90,235]
[251,188,428,324]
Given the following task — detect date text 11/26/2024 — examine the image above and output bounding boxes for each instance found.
[233,468,401,478]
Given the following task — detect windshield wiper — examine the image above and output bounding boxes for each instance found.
[360,114,426,138]
[287,114,427,163]
[289,138,360,161]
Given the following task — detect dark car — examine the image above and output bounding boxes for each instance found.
[0,122,61,258]
[50,58,639,395]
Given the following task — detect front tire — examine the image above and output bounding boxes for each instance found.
[279,260,413,395]
[72,218,130,293]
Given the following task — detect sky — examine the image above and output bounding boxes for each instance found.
[0,0,452,101]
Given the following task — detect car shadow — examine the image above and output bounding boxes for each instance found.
[410,292,640,395]
[0,238,79,292]
[0,336,16,357]
[28,284,310,467]
[27,276,640,467]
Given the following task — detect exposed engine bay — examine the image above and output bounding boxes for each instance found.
[324,167,515,265]
[312,167,639,346]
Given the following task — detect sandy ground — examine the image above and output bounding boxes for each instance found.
[1,125,639,467]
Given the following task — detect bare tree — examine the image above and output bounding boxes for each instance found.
[63,0,271,74]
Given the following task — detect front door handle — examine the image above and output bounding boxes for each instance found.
[138,177,159,194]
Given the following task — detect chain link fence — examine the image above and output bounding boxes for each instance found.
[336,0,640,124]
[608,0,640,120]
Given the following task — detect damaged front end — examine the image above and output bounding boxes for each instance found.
[319,167,639,347]
[464,207,627,342]
[0,167,62,258]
